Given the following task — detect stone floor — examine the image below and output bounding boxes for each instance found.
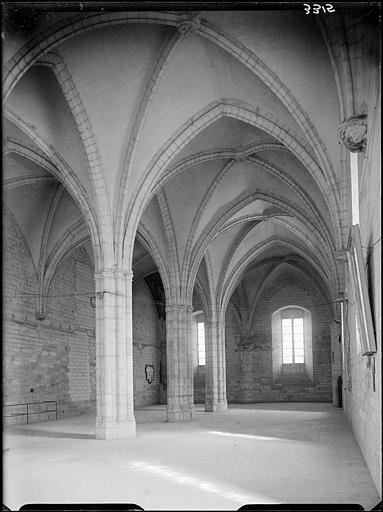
[3,403,380,510]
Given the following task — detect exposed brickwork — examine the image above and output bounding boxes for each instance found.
[3,213,96,424]
[225,278,332,403]
[132,278,162,406]
[158,317,167,405]
[343,83,381,495]
[3,214,165,423]
[193,366,206,403]
[331,320,342,407]
[192,288,204,312]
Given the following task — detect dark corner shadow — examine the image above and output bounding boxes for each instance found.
[5,428,95,440]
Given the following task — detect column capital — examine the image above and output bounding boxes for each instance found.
[94,268,115,280]
[165,303,193,313]
[205,320,224,328]
[94,268,133,280]
[339,114,367,152]
[123,270,134,281]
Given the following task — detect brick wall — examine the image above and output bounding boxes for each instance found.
[343,79,381,496]
[330,320,342,407]
[192,287,204,313]
[158,316,167,404]
[3,213,164,425]
[225,303,243,401]
[3,212,96,424]
[132,278,162,406]
[225,278,332,402]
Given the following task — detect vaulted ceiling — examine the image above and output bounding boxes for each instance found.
[3,5,379,317]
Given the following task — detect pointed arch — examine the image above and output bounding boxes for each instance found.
[3,204,38,282]
[4,124,102,270]
[36,52,113,266]
[194,277,211,318]
[215,222,260,316]
[156,189,181,297]
[187,192,337,305]
[36,184,65,318]
[220,237,335,318]
[122,99,341,267]
[247,258,333,332]
[4,11,339,216]
[115,30,183,253]
[42,220,90,315]
[135,224,173,306]
[150,141,287,196]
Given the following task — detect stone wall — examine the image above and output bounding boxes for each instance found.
[3,212,96,424]
[343,79,381,496]
[3,212,164,425]
[132,278,162,406]
[225,304,243,401]
[225,278,333,402]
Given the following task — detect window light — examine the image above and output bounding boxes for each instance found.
[197,322,205,365]
[282,316,305,364]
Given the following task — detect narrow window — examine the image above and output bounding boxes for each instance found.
[197,322,205,365]
[282,316,305,364]
[350,151,360,226]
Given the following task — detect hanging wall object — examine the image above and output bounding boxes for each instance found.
[347,224,376,355]
[145,364,155,384]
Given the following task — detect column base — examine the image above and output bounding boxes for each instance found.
[95,419,136,440]
[205,401,227,412]
[167,408,194,422]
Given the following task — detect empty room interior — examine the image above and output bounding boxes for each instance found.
[2,2,381,511]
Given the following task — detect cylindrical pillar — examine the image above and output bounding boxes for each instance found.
[95,269,136,439]
[124,271,136,426]
[95,270,116,435]
[205,320,218,411]
[205,319,227,412]
[218,320,228,409]
[166,304,194,422]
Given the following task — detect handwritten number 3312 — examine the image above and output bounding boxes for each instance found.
[304,4,335,14]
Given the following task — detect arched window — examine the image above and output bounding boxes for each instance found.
[281,308,305,364]
[272,306,313,381]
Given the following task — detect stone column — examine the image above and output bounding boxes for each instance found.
[124,271,136,428]
[166,303,194,422]
[218,320,228,409]
[205,320,227,412]
[95,269,136,439]
[186,306,195,412]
